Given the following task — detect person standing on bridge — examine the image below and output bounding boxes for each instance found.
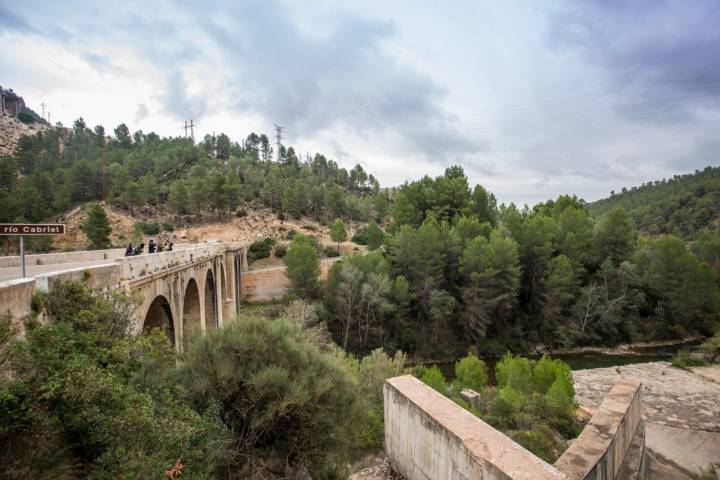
[134,243,144,255]
[148,239,156,254]
[167,241,173,252]
[125,243,133,256]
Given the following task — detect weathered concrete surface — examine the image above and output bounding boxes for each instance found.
[384,375,566,480]
[0,277,35,326]
[0,247,125,268]
[241,257,340,302]
[572,362,720,432]
[645,423,720,476]
[554,379,643,480]
[572,362,720,477]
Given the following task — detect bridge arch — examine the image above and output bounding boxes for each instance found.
[204,268,217,329]
[143,295,175,346]
[183,278,201,338]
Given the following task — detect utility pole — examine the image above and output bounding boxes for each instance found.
[48,112,51,124]
[189,119,195,142]
[273,123,283,162]
[182,120,188,137]
[40,102,46,120]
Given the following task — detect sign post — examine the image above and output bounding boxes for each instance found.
[0,223,66,278]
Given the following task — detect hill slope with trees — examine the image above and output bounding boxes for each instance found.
[587,165,720,239]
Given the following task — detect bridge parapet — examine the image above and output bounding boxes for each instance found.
[118,244,224,282]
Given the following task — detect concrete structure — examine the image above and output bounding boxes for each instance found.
[240,257,341,302]
[384,375,568,480]
[0,243,246,349]
[384,375,646,480]
[554,379,644,480]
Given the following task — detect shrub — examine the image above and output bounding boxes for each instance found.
[235,209,248,218]
[454,353,487,392]
[180,316,368,478]
[247,237,276,262]
[351,227,368,245]
[161,222,174,232]
[274,243,288,258]
[419,365,447,394]
[134,221,160,235]
[324,246,340,257]
[16,111,34,123]
[701,333,720,362]
[286,230,297,240]
[495,352,533,394]
[1,283,231,479]
[671,349,707,369]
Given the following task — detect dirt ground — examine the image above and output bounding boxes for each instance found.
[50,203,366,254]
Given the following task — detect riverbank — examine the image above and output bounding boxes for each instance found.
[545,336,704,356]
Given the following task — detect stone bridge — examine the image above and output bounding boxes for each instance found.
[0,242,341,347]
[0,243,245,348]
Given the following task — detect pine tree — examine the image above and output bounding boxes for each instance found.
[82,203,112,249]
[330,218,347,254]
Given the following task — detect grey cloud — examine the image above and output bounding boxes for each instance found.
[549,0,720,123]
[135,103,149,122]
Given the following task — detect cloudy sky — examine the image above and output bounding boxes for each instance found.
[1,0,718,205]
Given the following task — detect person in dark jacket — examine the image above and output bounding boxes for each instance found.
[167,241,174,252]
[134,243,144,255]
[125,243,133,256]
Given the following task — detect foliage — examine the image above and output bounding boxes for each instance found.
[134,221,160,235]
[283,234,320,299]
[671,349,707,369]
[0,283,231,479]
[700,333,720,362]
[180,316,368,478]
[330,218,347,253]
[273,243,287,258]
[246,237,276,262]
[453,353,487,392]
[81,203,112,249]
[588,166,720,239]
[416,353,579,462]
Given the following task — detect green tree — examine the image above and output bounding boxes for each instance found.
[330,218,347,254]
[81,203,112,249]
[460,230,520,342]
[365,221,385,250]
[454,353,488,393]
[168,179,189,214]
[283,234,320,299]
[594,207,636,265]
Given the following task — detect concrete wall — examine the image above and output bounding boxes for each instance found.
[0,248,125,267]
[554,379,643,480]
[240,257,341,302]
[384,375,567,480]
[0,277,36,327]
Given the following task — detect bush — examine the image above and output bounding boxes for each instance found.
[454,353,487,392]
[180,316,368,478]
[134,221,160,235]
[161,222,174,232]
[247,237,276,262]
[419,365,447,394]
[324,246,340,257]
[274,243,287,258]
[701,333,720,362]
[235,209,247,218]
[671,349,707,369]
[16,111,35,124]
[351,227,368,245]
[495,352,533,394]
[283,235,320,298]
[286,230,297,240]
[1,283,231,479]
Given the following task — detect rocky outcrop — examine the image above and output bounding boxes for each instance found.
[0,113,53,157]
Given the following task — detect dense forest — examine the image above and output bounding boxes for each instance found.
[0,119,389,227]
[588,165,720,239]
[310,167,720,358]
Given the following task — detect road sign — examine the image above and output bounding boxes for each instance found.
[0,223,66,236]
[0,224,66,278]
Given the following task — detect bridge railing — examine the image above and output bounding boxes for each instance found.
[117,244,225,281]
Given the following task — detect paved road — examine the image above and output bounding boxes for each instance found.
[0,259,120,283]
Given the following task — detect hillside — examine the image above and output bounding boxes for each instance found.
[0,113,53,157]
[587,165,720,238]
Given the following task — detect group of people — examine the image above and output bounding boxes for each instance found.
[124,239,173,256]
